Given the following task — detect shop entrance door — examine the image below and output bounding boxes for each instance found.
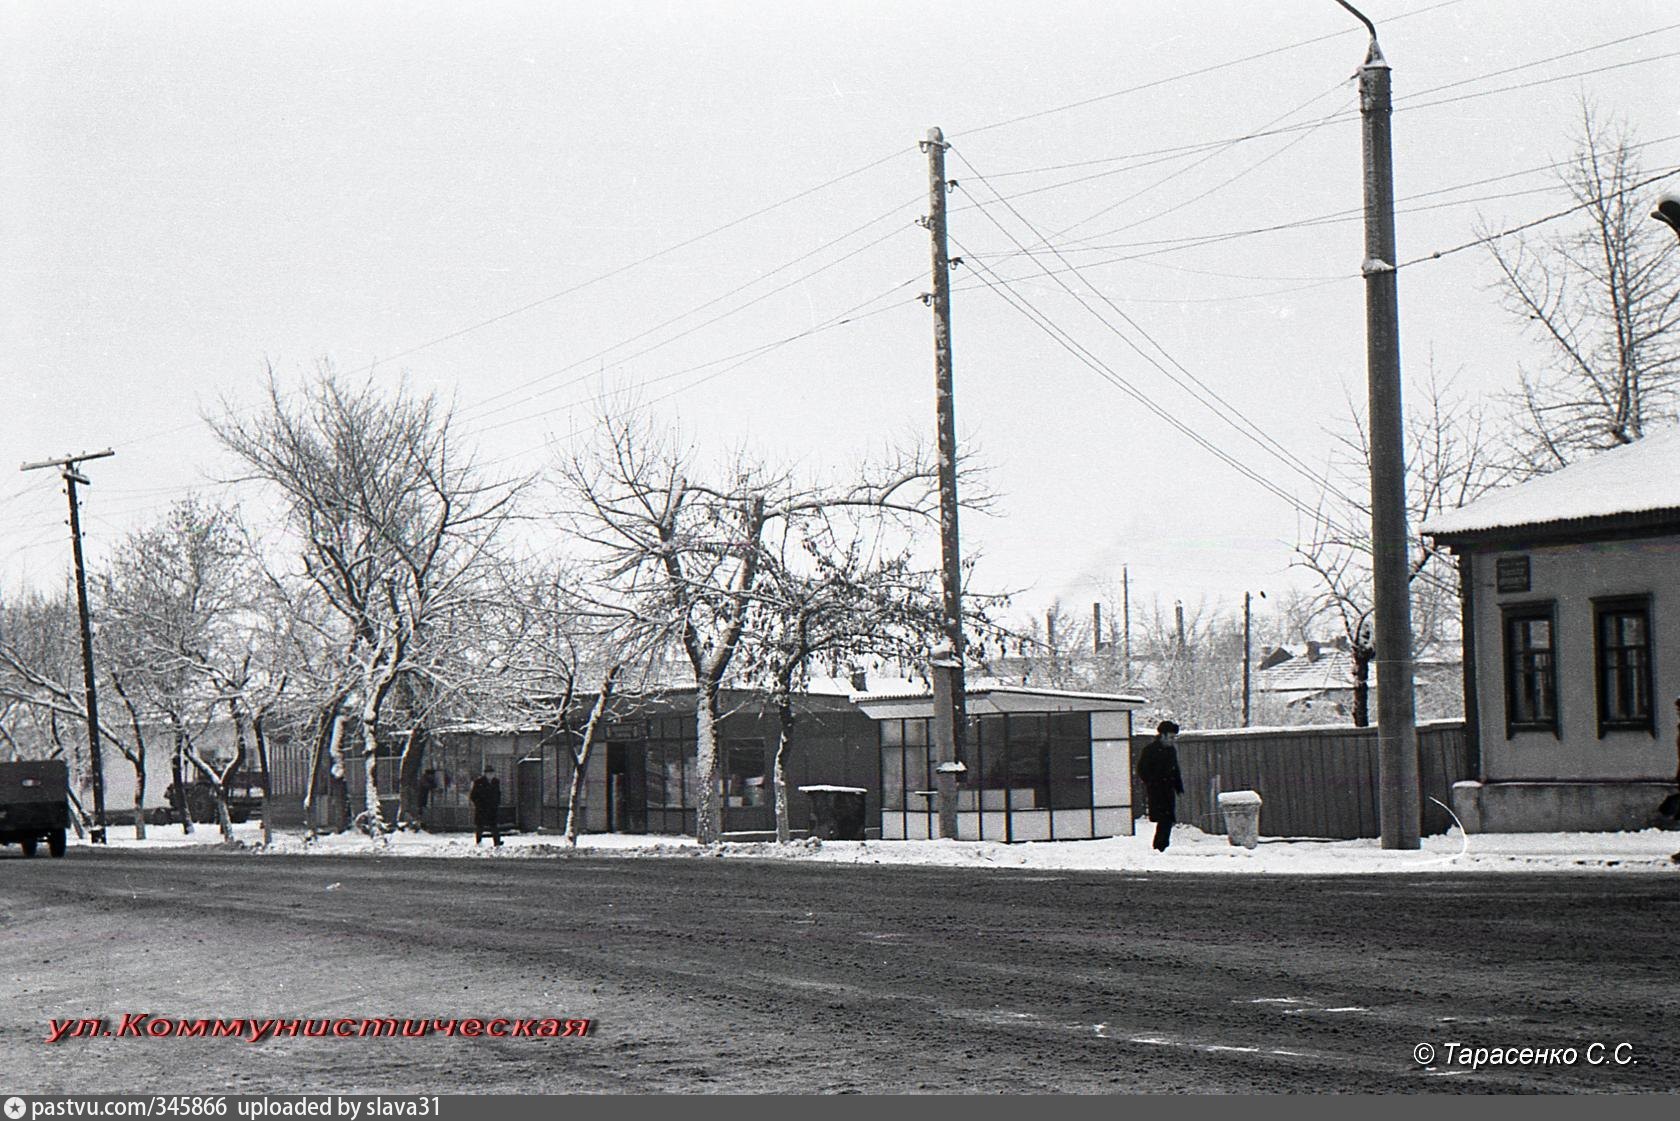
[605,744,647,834]
[721,740,772,834]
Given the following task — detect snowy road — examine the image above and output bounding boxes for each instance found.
[5,850,1676,1093]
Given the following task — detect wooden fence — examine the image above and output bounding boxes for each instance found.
[1138,721,1469,839]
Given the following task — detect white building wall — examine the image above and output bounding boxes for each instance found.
[1470,536,1680,782]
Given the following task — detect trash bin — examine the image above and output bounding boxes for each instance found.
[798,785,868,840]
[1217,790,1262,849]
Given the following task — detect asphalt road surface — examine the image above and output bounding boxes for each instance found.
[4,848,1676,1093]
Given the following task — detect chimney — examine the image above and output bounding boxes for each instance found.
[849,669,868,693]
[1306,640,1322,661]
[1092,602,1104,652]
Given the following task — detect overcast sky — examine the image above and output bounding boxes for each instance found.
[3,0,1676,629]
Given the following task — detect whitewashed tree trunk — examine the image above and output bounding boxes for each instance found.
[358,656,402,835]
[131,766,147,841]
[564,667,619,846]
[694,684,722,844]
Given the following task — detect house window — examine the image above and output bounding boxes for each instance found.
[1503,605,1557,734]
[1595,598,1653,735]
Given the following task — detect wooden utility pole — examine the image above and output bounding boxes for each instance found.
[21,448,115,843]
[1341,0,1421,849]
[923,126,964,841]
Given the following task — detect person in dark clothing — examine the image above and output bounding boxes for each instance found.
[468,765,502,847]
[1137,720,1185,852]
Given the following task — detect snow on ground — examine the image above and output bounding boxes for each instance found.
[63,821,1680,874]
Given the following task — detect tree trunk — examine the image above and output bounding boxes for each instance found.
[1352,648,1373,728]
[397,725,428,830]
[565,666,619,846]
[773,684,794,844]
[394,672,431,829]
[252,712,272,847]
[172,722,192,835]
[302,702,339,839]
[109,676,148,840]
[216,703,249,842]
[694,682,722,844]
[358,661,401,835]
[131,750,146,841]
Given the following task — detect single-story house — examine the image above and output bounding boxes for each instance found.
[1423,426,1680,831]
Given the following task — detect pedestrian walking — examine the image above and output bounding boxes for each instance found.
[1137,719,1184,852]
[469,764,502,847]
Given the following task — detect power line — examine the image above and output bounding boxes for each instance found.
[458,194,925,424]
[1399,20,1680,101]
[1049,132,1680,261]
[109,145,920,454]
[1041,82,1355,246]
[349,145,917,376]
[1397,164,1680,268]
[947,145,1363,516]
[475,279,926,470]
[1067,93,1358,243]
[459,206,923,427]
[960,152,1680,283]
[955,24,1680,225]
[952,235,1367,546]
[949,0,1467,139]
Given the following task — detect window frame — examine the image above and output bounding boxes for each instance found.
[1502,600,1559,738]
[1593,595,1655,737]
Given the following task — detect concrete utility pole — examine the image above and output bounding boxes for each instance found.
[1340,0,1421,849]
[21,448,115,843]
[923,126,965,840]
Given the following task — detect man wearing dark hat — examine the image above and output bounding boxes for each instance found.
[468,764,503,847]
[1136,720,1185,852]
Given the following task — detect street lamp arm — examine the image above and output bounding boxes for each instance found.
[1333,0,1386,66]
[1652,193,1680,243]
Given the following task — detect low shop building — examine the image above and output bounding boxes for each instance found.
[268,682,1145,841]
[1424,427,1680,831]
[854,685,1144,841]
[581,687,879,837]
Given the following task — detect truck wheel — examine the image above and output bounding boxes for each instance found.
[20,839,37,857]
[48,830,66,858]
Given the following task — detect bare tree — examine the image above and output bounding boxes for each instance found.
[558,410,951,844]
[1296,366,1510,724]
[741,512,949,843]
[478,557,668,845]
[211,367,520,835]
[1488,105,1680,471]
[0,588,153,836]
[93,497,264,838]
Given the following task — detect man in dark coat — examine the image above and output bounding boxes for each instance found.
[468,764,502,847]
[1136,720,1185,852]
